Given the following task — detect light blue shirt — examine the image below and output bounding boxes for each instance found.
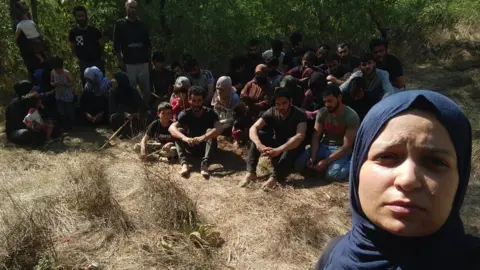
[340,69,395,100]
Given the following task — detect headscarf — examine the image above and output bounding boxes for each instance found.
[14,80,34,99]
[113,72,136,107]
[84,66,110,96]
[212,76,235,107]
[324,90,480,270]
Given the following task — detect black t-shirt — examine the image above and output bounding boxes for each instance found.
[261,106,307,143]
[330,65,351,79]
[246,54,265,78]
[340,55,361,72]
[151,68,174,98]
[146,119,174,143]
[376,54,403,83]
[178,107,219,137]
[69,26,102,62]
[113,18,151,64]
[342,91,380,121]
[284,46,315,70]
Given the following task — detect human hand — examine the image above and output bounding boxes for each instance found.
[315,159,329,172]
[162,142,174,151]
[257,144,272,153]
[183,137,195,146]
[265,147,282,158]
[307,158,314,168]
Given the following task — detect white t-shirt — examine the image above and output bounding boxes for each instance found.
[262,49,285,67]
[16,20,40,39]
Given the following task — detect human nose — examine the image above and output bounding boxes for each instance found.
[393,158,424,192]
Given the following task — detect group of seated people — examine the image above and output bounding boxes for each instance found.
[5,29,405,190]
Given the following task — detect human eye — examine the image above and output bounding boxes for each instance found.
[373,152,402,167]
[423,156,450,170]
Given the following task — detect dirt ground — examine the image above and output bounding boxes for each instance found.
[0,64,479,269]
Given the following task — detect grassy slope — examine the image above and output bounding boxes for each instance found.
[0,64,478,269]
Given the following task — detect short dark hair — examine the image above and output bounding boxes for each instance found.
[271,40,283,52]
[322,84,341,98]
[51,56,64,69]
[171,61,183,70]
[290,32,303,46]
[302,51,317,64]
[266,56,279,67]
[274,87,292,100]
[72,5,87,16]
[152,51,165,63]
[188,85,205,99]
[319,44,331,50]
[369,38,389,51]
[337,42,350,49]
[157,102,172,113]
[248,38,260,47]
[349,77,366,94]
[326,53,341,63]
[360,53,375,63]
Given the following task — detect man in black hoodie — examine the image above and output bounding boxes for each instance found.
[113,0,152,104]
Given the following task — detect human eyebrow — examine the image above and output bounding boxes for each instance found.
[422,146,456,157]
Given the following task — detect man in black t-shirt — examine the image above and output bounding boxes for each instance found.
[240,87,307,190]
[342,77,380,122]
[113,0,152,104]
[337,42,361,73]
[136,102,176,161]
[326,54,352,86]
[150,51,174,102]
[69,5,104,85]
[168,86,223,178]
[369,38,405,89]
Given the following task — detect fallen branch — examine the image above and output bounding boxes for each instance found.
[99,119,131,150]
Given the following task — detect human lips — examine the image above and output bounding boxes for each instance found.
[384,200,427,215]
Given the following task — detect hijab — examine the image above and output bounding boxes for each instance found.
[212,76,236,107]
[113,72,136,107]
[84,66,110,96]
[324,90,480,270]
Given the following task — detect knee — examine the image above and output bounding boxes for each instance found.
[326,166,350,181]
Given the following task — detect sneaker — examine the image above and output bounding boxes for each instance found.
[200,164,210,179]
[180,164,190,178]
[239,172,257,187]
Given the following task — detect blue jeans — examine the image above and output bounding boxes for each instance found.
[295,144,351,181]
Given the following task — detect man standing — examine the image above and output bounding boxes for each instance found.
[369,38,405,89]
[150,51,174,102]
[295,85,359,181]
[168,86,223,178]
[241,87,307,190]
[246,39,265,78]
[113,0,151,104]
[69,5,104,86]
[340,53,395,101]
[337,42,361,72]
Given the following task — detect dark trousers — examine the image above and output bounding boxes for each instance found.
[7,129,46,146]
[175,129,217,166]
[247,131,304,182]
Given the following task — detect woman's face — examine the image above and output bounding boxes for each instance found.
[359,110,459,237]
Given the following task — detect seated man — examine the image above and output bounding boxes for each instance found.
[325,54,352,86]
[168,86,223,178]
[262,39,287,72]
[136,102,177,161]
[342,77,379,122]
[240,87,307,190]
[184,58,214,104]
[240,64,274,120]
[265,57,283,88]
[340,53,395,101]
[295,85,359,181]
[337,42,361,72]
[370,38,405,89]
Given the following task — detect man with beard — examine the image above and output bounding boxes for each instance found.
[286,51,318,82]
[284,32,315,70]
[245,39,265,78]
[326,54,351,86]
[240,87,307,190]
[265,57,283,88]
[262,39,287,72]
[369,38,405,89]
[113,0,152,104]
[315,44,331,73]
[184,58,214,105]
[295,85,359,181]
[69,5,104,86]
[337,42,361,72]
[169,86,223,178]
[340,53,394,101]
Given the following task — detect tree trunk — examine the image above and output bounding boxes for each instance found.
[30,0,38,23]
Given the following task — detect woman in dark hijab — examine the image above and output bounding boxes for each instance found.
[316,90,480,269]
[109,72,150,137]
[5,80,54,146]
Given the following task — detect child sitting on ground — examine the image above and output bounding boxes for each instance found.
[50,56,75,130]
[170,76,191,120]
[135,102,177,161]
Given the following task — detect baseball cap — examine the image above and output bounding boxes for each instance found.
[174,76,191,89]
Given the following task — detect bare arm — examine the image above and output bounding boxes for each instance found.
[249,118,267,149]
[310,121,324,160]
[140,134,150,156]
[15,28,21,40]
[324,128,356,163]
[203,121,223,140]
[393,76,405,89]
[277,122,307,151]
[65,71,73,87]
[168,121,189,140]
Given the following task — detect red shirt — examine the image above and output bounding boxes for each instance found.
[171,97,191,119]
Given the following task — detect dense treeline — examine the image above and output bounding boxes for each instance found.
[1,0,479,85]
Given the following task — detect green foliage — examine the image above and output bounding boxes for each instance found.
[0,0,479,84]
